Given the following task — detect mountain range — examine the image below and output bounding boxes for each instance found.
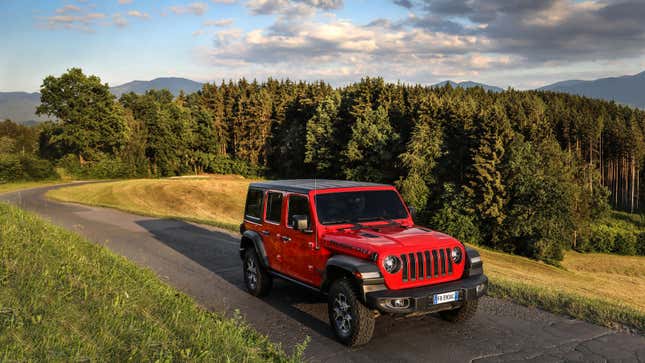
[2,72,644,124]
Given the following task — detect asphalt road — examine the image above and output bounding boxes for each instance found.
[2,184,644,362]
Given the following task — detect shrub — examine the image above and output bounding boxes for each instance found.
[207,156,262,178]
[638,233,645,256]
[0,153,57,182]
[18,154,57,180]
[589,225,616,253]
[613,231,637,255]
[0,154,23,182]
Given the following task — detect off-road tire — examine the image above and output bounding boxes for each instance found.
[328,278,375,347]
[439,299,478,322]
[243,248,272,297]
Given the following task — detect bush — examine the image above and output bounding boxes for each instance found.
[613,231,637,255]
[0,153,57,182]
[206,156,262,178]
[0,154,23,183]
[588,225,616,253]
[18,154,57,180]
[585,224,640,256]
[638,233,645,256]
[57,154,134,179]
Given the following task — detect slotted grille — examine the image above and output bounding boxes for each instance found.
[400,248,455,282]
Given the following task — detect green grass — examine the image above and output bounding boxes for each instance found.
[48,177,645,334]
[0,180,64,194]
[47,175,255,232]
[0,202,305,362]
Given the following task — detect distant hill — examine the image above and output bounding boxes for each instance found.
[109,77,203,97]
[0,77,205,124]
[0,92,48,125]
[433,80,504,93]
[538,71,645,109]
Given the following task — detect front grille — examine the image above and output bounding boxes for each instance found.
[400,248,454,282]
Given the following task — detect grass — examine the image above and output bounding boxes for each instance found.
[0,180,64,194]
[48,175,256,231]
[0,202,304,362]
[48,176,645,334]
[476,245,644,333]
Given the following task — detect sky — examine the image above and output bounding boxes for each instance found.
[2,0,645,92]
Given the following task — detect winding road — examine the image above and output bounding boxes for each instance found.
[2,184,644,362]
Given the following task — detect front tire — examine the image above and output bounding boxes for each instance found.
[439,299,478,322]
[328,278,375,347]
[243,248,272,297]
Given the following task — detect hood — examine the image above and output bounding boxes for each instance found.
[321,224,466,290]
[321,224,460,254]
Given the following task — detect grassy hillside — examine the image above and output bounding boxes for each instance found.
[48,176,645,333]
[0,202,302,361]
[0,181,64,194]
[48,175,255,231]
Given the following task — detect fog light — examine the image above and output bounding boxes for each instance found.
[387,298,410,309]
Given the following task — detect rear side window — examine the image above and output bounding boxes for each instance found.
[266,192,283,224]
[287,195,311,229]
[244,189,264,221]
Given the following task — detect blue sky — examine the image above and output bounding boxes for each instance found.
[2,0,645,92]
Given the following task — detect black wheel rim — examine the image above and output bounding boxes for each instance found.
[246,255,258,290]
[332,292,352,336]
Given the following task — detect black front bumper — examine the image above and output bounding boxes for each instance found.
[365,274,488,314]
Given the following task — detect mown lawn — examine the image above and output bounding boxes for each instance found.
[48,175,254,231]
[0,180,63,194]
[0,202,303,362]
[48,176,645,333]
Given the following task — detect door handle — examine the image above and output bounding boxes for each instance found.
[281,235,291,242]
[261,230,270,236]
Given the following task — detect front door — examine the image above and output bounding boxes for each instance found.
[281,193,319,285]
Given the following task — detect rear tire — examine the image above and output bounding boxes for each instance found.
[243,248,272,297]
[328,278,375,347]
[439,299,478,322]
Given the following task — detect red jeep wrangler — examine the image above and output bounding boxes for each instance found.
[239,180,487,346]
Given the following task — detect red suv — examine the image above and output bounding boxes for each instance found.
[240,180,487,346]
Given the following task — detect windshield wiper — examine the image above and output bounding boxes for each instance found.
[325,219,364,229]
[359,216,405,228]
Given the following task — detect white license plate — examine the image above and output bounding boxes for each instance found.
[433,291,459,304]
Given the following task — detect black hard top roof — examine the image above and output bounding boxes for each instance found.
[249,179,391,194]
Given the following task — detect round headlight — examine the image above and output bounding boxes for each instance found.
[451,247,462,264]
[383,255,401,274]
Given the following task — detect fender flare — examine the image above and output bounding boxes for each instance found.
[240,230,269,268]
[321,255,384,296]
[464,247,483,277]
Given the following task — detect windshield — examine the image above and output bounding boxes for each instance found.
[315,190,409,225]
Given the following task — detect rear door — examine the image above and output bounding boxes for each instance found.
[281,193,320,285]
[263,190,286,273]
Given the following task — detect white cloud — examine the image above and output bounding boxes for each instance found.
[196,16,508,85]
[55,5,81,14]
[203,18,234,26]
[127,10,149,19]
[118,0,133,4]
[170,2,209,15]
[212,0,236,3]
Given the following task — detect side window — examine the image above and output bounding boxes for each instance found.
[288,195,311,229]
[266,192,283,224]
[244,189,264,221]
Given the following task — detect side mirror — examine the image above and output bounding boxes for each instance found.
[292,215,309,232]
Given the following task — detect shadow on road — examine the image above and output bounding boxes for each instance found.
[136,218,340,341]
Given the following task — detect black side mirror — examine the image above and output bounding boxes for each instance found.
[292,215,309,232]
